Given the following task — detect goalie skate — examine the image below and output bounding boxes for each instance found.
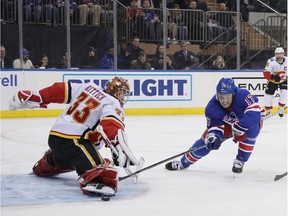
[81,182,116,197]
[278,107,284,118]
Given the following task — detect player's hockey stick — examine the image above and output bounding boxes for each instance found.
[274,172,287,181]
[262,106,287,120]
[119,144,207,181]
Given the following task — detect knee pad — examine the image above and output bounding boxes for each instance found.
[33,149,74,176]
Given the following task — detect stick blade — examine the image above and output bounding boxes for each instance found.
[123,157,145,184]
[274,172,287,181]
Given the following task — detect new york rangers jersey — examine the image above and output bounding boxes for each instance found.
[205,87,261,138]
[264,56,288,83]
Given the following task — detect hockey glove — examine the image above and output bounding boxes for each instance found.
[270,74,281,82]
[232,122,247,142]
[205,133,222,150]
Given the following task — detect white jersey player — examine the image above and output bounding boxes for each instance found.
[262,47,287,117]
[9,76,143,198]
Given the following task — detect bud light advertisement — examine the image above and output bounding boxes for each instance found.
[63,74,192,102]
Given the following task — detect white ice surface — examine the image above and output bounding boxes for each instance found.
[1,115,287,216]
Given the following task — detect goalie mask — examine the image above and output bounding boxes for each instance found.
[105,77,130,105]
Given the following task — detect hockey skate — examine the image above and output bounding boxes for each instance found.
[232,159,245,174]
[165,161,188,171]
[81,182,116,197]
[278,107,284,118]
[260,109,270,118]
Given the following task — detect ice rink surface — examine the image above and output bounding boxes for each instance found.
[1,115,287,216]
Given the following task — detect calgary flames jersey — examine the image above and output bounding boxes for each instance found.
[39,82,125,144]
[264,56,288,83]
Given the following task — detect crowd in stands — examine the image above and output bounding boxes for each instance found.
[0,0,286,70]
[0,36,222,70]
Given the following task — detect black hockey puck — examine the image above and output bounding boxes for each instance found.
[101,196,110,201]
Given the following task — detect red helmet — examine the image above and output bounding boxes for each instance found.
[105,77,130,105]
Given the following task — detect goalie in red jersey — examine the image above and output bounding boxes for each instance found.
[9,76,144,198]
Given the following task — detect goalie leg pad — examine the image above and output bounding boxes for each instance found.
[33,149,74,176]
[78,163,118,196]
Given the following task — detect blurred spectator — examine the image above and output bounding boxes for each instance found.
[141,0,162,40]
[172,0,190,9]
[23,0,42,22]
[58,0,77,22]
[222,0,251,22]
[78,0,101,26]
[152,44,164,68]
[42,0,59,24]
[211,53,226,69]
[168,4,188,43]
[35,54,51,69]
[196,0,209,11]
[80,46,99,69]
[99,47,124,69]
[123,0,141,38]
[13,48,35,69]
[173,41,199,70]
[216,0,234,11]
[155,54,176,70]
[0,45,13,69]
[124,36,144,67]
[130,51,151,69]
[185,1,205,41]
[208,3,235,41]
[56,50,69,69]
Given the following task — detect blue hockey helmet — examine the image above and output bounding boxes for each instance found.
[216,78,236,95]
[216,78,235,108]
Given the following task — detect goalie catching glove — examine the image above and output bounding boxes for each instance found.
[9,90,47,110]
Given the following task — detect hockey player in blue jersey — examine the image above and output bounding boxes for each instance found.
[165,78,262,174]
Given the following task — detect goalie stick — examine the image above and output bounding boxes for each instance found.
[119,144,207,181]
[274,172,287,181]
[96,125,144,183]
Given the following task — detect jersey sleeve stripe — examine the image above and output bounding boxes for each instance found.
[244,103,261,114]
[65,82,72,104]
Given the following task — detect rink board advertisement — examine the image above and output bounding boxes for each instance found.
[1,70,271,117]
